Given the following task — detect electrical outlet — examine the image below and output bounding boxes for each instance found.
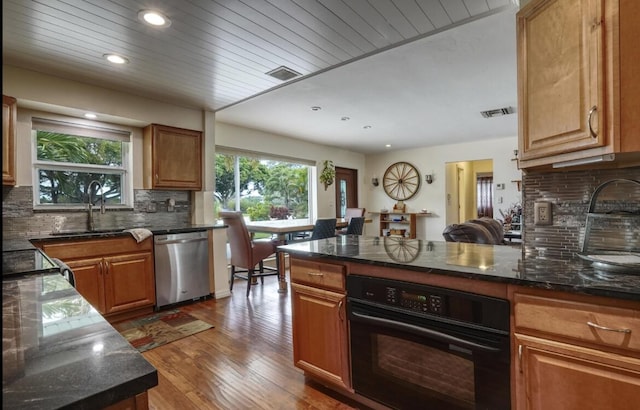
[534,202,552,225]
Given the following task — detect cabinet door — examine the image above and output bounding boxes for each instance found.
[517,0,605,160]
[3,95,17,186]
[103,252,155,315]
[145,124,202,190]
[291,283,351,391]
[514,334,640,410]
[67,258,106,314]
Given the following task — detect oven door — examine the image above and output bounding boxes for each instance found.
[349,300,510,410]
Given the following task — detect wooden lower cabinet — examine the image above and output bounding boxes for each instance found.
[514,334,640,410]
[103,252,155,315]
[35,236,156,321]
[68,257,106,313]
[290,256,351,392]
[510,287,640,410]
[104,391,149,410]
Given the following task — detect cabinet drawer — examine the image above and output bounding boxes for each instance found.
[290,259,345,292]
[514,293,640,354]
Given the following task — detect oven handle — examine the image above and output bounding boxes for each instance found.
[350,311,501,353]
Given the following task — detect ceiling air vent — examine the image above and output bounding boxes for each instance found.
[480,106,515,118]
[266,66,301,81]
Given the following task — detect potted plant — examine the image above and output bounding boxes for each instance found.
[319,160,335,191]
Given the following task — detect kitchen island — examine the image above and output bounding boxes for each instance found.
[279,236,640,410]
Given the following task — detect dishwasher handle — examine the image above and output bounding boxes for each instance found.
[155,237,208,245]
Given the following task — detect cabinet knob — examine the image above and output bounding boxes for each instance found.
[155,174,159,183]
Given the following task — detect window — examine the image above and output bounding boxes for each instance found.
[32,118,132,208]
[215,150,311,221]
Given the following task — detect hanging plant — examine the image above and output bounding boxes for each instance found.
[319,160,335,191]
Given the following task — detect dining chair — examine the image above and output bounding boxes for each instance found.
[337,207,366,234]
[219,211,280,297]
[310,218,337,240]
[340,216,365,236]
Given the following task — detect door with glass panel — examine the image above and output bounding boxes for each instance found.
[334,167,358,219]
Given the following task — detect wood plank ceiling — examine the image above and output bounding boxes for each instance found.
[2,0,515,112]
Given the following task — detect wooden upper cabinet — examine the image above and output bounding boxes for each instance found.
[517,0,640,170]
[143,124,202,190]
[3,95,17,186]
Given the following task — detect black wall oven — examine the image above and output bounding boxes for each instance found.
[347,275,510,410]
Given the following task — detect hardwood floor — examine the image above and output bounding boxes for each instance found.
[142,276,363,409]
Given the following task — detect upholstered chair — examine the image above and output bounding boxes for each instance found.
[310,218,337,240]
[219,211,280,296]
[337,207,366,234]
[339,216,365,236]
[442,217,505,245]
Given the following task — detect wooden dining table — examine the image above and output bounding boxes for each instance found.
[245,218,349,293]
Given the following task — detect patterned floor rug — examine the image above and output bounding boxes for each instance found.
[113,309,214,353]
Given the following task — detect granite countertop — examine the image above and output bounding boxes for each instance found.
[279,236,640,301]
[2,273,158,409]
[2,248,60,280]
[25,223,224,243]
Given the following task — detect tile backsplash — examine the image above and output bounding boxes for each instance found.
[2,186,192,240]
[522,166,640,258]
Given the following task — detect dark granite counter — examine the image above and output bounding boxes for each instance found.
[279,236,640,301]
[3,239,37,252]
[25,223,224,242]
[2,273,158,409]
[2,248,59,279]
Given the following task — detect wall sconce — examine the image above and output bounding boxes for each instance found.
[371,177,379,187]
[425,174,433,184]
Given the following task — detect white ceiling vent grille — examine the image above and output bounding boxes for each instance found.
[266,66,301,81]
[480,106,515,118]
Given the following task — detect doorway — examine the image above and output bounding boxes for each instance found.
[335,167,358,218]
[445,160,493,224]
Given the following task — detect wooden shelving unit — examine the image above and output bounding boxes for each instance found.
[370,212,432,239]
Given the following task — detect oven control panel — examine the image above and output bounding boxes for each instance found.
[376,286,446,315]
[350,275,510,331]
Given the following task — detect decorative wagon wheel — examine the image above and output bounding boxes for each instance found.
[383,161,421,200]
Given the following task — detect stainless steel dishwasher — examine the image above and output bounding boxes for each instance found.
[154,230,210,308]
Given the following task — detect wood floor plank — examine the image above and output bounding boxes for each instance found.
[140,277,364,409]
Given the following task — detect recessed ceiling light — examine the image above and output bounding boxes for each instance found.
[363,125,372,129]
[341,117,350,121]
[138,10,171,27]
[84,113,97,119]
[385,144,391,148]
[311,106,321,111]
[104,54,129,64]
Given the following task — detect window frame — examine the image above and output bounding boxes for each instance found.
[214,148,314,219]
[31,117,133,210]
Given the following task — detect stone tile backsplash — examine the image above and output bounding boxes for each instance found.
[522,166,640,258]
[2,186,192,239]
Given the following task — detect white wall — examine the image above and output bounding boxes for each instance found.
[215,122,365,219]
[365,137,522,241]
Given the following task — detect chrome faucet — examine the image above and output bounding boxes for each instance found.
[87,180,105,231]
